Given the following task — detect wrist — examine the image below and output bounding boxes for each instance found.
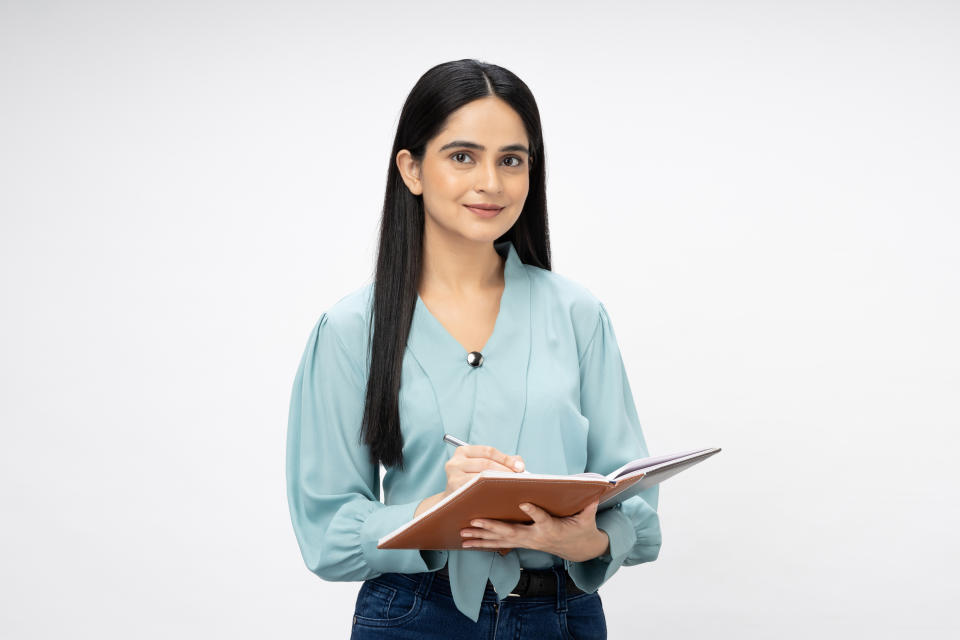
[595,529,610,558]
[414,492,444,517]
[565,530,610,563]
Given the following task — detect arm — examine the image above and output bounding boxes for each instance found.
[565,301,663,592]
[285,312,446,581]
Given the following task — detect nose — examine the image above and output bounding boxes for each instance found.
[474,158,503,193]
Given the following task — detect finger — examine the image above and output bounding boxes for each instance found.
[469,518,519,538]
[518,502,552,524]
[581,499,599,517]
[507,454,525,472]
[463,539,517,550]
[456,458,520,474]
[461,526,521,548]
[569,498,599,523]
[461,445,525,472]
[460,525,515,541]
[460,444,503,460]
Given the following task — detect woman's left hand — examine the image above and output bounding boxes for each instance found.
[460,499,610,562]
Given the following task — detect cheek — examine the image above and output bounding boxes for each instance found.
[506,176,530,208]
[422,173,470,220]
[504,187,528,224]
[424,163,468,197]
[510,173,530,196]
[500,208,524,231]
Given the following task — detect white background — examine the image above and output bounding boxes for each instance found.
[2,1,958,637]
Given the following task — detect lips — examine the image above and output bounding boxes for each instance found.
[464,204,504,218]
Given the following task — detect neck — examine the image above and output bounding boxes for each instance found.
[419,225,505,298]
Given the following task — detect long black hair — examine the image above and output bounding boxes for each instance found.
[361,59,552,470]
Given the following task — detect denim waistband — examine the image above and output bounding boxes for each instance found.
[369,565,582,606]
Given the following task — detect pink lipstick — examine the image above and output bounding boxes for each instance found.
[464,204,504,218]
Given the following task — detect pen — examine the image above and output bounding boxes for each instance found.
[443,433,527,472]
[442,433,468,448]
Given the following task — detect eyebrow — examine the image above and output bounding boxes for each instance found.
[438,140,530,155]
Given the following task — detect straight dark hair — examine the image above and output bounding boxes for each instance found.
[361,59,552,470]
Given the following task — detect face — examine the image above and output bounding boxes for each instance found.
[397,96,531,245]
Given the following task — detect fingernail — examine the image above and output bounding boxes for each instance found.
[514,461,524,471]
[519,504,529,511]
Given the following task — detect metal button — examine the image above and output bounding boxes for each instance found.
[466,351,484,367]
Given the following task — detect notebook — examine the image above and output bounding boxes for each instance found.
[377,447,720,551]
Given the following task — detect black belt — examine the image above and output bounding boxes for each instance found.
[436,565,586,598]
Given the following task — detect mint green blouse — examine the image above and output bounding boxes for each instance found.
[285,239,662,623]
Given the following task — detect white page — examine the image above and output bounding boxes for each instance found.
[599,449,722,508]
[605,447,716,480]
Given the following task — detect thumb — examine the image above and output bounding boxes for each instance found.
[578,499,599,520]
[519,502,551,524]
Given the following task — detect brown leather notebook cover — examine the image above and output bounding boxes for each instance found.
[377,473,646,552]
[377,447,721,553]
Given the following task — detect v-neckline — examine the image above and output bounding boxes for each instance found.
[415,241,514,356]
[403,237,532,467]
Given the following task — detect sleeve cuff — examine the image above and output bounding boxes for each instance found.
[566,506,638,593]
[360,501,449,575]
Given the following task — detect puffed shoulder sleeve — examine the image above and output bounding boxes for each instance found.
[285,312,443,581]
[565,301,663,593]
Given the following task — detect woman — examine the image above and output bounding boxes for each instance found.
[286,59,662,639]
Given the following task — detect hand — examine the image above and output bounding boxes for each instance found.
[459,499,611,562]
[441,445,525,498]
[415,445,525,517]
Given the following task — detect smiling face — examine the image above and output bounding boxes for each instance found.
[397,96,531,245]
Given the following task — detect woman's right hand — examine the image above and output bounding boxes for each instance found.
[415,445,525,517]
[442,445,525,498]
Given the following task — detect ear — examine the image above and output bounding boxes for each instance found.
[396,149,423,196]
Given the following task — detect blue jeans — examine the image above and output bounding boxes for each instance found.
[349,565,606,639]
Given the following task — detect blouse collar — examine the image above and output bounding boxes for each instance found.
[406,239,532,457]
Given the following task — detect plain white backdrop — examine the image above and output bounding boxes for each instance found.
[2,1,958,638]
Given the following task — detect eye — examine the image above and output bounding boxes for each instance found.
[449,152,525,167]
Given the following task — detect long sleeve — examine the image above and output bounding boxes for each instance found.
[285,312,445,582]
[565,301,663,592]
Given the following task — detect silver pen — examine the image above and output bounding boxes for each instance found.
[442,433,468,447]
[442,433,527,472]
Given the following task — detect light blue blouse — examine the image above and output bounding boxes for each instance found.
[286,239,662,622]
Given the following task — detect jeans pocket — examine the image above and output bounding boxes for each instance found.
[562,592,607,640]
[353,578,423,628]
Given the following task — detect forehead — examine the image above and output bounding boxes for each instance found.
[432,97,527,147]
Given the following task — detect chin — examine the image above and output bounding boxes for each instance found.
[427,210,516,244]
[463,224,515,243]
